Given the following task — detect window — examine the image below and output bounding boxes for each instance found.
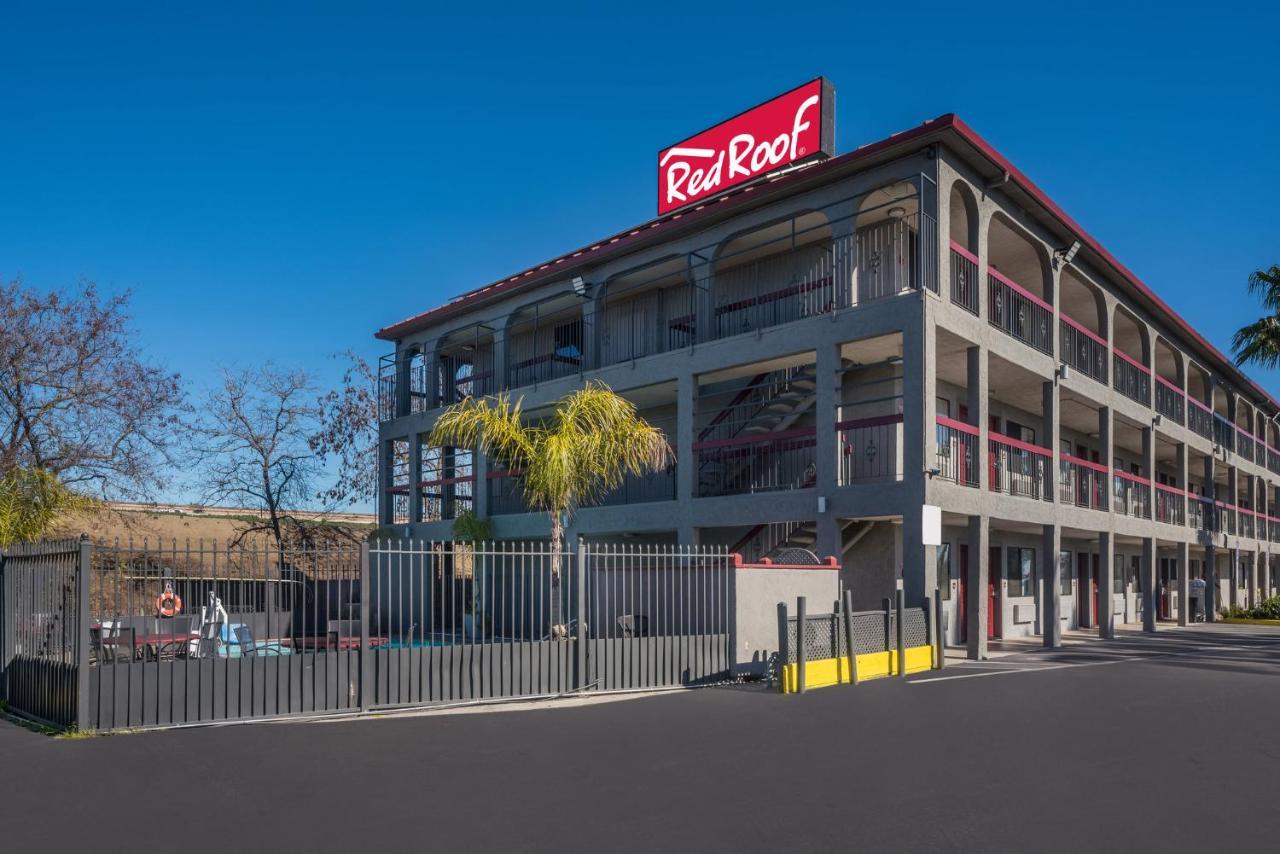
[1115,554,1126,591]
[1006,547,1035,597]
[938,543,952,600]
[1059,551,1073,596]
[936,397,951,419]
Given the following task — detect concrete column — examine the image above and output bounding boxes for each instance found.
[1228,465,1239,536]
[1043,380,1060,503]
[1175,442,1188,524]
[1098,531,1115,640]
[1042,524,1062,647]
[676,373,696,514]
[967,346,989,491]
[903,306,937,606]
[1204,454,1217,621]
[966,515,989,660]
[1229,547,1241,609]
[814,341,841,558]
[1142,426,1156,516]
[1141,537,1157,633]
[409,432,424,524]
[491,328,508,392]
[1177,540,1190,626]
[1250,549,1261,608]
[975,211,991,321]
[830,211,858,308]
[1099,406,1114,496]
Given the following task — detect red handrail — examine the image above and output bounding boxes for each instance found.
[1062,452,1108,473]
[1113,347,1150,374]
[1060,311,1107,347]
[1154,373,1183,393]
[1153,481,1185,496]
[988,267,1053,313]
[1112,468,1151,486]
[949,240,979,265]
[1188,395,1213,413]
[936,415,980,436]
[989,431,1051,458]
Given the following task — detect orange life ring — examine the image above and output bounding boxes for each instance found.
[155,590,183,618]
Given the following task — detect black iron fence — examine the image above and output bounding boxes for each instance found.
[1,538,733,731]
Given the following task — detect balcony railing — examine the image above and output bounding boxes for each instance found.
[1271,516,1280,542]
[1059,453,1108,510]
[1237,428,1256,463]
[1216,500,1236,536]
[694,427,817,497]
[1060,314,1108,384]
[1112,350,1150,406]
[1213,415,1235,453]
[949,242,979,315]
[1188,495,1211,532]
[988,433,1052,500]
[487,470,528,516]
[1154,375,1185,425]
[935,416,980,487]
[1254,435,1268,468]
[839,414,904,484]
[1154,483,1185,526]
[1188,397,1213,440]
[599,467,678,506]
[1113,470,1152,519]
[988,269,1053,355]
[1270,446,1280,476]
[1240,507,1257,540]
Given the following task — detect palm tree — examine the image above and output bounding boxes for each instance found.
[0,467,90,547]
[428,381,672,632]
[1232,266,1280,368]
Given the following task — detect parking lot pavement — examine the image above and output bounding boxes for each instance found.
[3,624,1280,853]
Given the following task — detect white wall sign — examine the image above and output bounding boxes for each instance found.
[922,504,942,546]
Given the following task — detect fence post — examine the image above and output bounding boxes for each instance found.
[776,602,788,692]
[575,538,588,693]
[895,588,906,678]
[795,596,807,694]
[933,589,945,671]
[359,542,371,712]
[76,535,91,731]
[842,589,858,686]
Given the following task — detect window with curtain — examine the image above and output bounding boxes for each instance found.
[1006,547,1035,597]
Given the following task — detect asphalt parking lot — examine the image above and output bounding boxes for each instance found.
[3,624,1280,853]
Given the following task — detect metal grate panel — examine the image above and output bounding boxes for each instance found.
[849,611,889,655]
[903,607,929,648]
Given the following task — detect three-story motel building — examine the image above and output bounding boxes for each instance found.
[375,82,1280,657]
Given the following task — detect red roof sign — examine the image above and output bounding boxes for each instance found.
[657,78,835,216]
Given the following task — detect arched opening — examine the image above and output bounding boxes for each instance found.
[711,210,834,339]
[855,181,927,303]
[1059,268,1108,383]
[947,182,980,313]
[598,256,694,365]
[408,347,429,413]
[1112,306,1150,405]
[1212,385,1234,452]
[1153,337,1184,424]
[436,324,496,405]
[506,292,585,388]
[986,213,1052,354]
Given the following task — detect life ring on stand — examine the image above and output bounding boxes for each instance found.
[155,583,183,618]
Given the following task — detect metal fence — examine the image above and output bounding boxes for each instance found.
[1,538,733,731]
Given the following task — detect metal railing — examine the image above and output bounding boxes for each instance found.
[1214,415,1235,453]
[1216,501,1236,536]
[1112,350,1150,406]
[949,242,979,314]
[487,470,529,515]
[988,269,1053,355]
[695,428,817,497]
[1060,313,1108,384]
[1270,446,1280,476]
[935,416,980,487]
[1112,470,1152,519]
[1154,483,1185,526]
[1240,507,1257,540]
[1060,453,1108,510]
[1155,375,1185,425]
[988,433,1053,500]
[838,414,904,484]
[599,281,695,365]
[1237,428,1256,463]
[598,467,678,506]
[1188,397,1214,440]
[8,539,735,732]
[1188,496,1211,532]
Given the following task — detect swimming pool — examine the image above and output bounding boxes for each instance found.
[384,634,522,649]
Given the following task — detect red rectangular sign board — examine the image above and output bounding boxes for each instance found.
[657,78,835,216]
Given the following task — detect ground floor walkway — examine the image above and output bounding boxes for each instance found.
[3,624,1280,852]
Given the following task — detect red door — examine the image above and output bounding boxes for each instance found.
[957,545,968,643]
[988,546,1000,639]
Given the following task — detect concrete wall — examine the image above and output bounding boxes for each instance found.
[733,567,840,676]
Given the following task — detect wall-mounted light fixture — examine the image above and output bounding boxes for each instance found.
[1056,363,1072,382]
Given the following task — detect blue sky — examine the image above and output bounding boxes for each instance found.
[2,3,1277,504]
